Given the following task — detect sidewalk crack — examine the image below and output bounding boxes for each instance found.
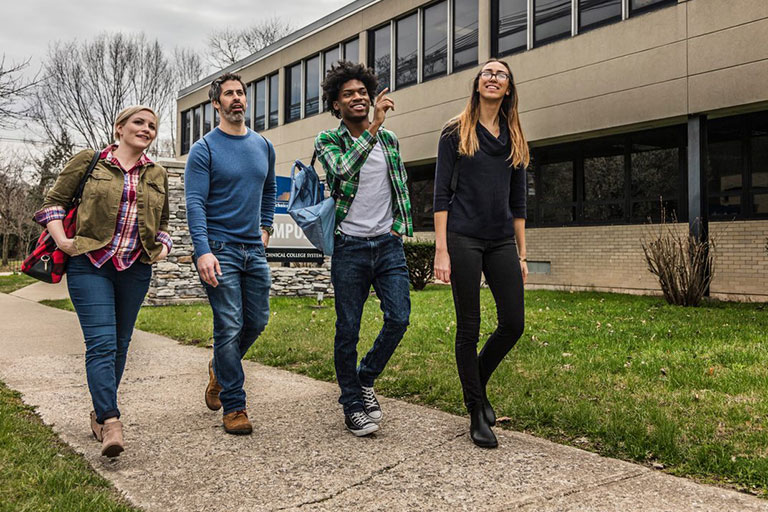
[277,431,466,510]
[497,468,648,511]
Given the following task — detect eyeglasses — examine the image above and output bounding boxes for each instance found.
[479,71,510,82]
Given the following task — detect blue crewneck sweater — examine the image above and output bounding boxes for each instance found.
[185,127,276,257]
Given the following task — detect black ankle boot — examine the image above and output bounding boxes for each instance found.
[469,406,498,448]
[482,388,496,426]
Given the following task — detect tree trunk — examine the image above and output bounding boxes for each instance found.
[1,233,9,267]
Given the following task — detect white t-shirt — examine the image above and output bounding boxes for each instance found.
[339,141,393,237]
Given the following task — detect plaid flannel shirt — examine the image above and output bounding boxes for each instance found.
[314,122,413,236]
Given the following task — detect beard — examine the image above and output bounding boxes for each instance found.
[222,103,245,124]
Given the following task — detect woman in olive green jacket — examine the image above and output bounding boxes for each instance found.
[34,105,171,458]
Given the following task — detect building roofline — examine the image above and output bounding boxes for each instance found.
[177,0,379,100]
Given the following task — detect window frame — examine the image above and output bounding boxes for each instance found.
[492,0,529,58]
[453,0,479,71]
[396,10,420,89]
[421,0,449,83]
[304,54,321,118]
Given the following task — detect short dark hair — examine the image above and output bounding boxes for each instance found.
[321,61,378,119]
[209,72,246,103]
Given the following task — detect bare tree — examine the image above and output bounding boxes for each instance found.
[207,18,293,68]
[0,152,36,266]
[162,47,207,156]
[0,55,37,129]
[31,32,173,154]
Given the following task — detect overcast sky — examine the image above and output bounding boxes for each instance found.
[0,0,350,145]
[1,0,350,68]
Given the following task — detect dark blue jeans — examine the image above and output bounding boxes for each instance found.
[197,240,271,415]
[67,255,152,424]
[331,232,411,414]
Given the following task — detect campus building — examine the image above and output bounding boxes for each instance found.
[176,0,768,301]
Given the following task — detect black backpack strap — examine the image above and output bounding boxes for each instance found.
[71,150,101,207]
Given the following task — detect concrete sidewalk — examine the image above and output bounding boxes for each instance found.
[0,291,766,512]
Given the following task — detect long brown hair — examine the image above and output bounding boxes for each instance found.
[446,59,530,168]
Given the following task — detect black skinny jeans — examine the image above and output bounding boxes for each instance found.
[447,231,525,411]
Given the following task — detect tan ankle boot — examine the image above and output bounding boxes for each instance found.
[206,359,222,411]
[90,411,104,442]
[101,420,125,457]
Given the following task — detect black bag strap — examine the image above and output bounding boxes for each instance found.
[71,150,101,207]
[449,152,462,194]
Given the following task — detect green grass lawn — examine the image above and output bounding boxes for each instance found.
[0,382,140,512]
[0,273,35,294]
[42,288,768,497]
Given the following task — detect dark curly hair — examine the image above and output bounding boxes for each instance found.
[322,60,378,119]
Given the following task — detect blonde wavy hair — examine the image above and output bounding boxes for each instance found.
[445,59,530,168]
[113,105,158,141]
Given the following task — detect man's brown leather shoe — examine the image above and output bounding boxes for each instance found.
[101,420,125,457]
[223,410,252,435]
[206,358,222,411]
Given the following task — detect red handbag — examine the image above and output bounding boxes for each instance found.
[22,152,101,283]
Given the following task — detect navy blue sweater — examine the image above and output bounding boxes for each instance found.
[185,128,276,257]
[433,122,527,240]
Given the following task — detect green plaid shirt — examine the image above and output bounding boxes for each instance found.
[314,122,413,236]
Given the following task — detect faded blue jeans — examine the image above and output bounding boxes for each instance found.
[197,240,271,414]
[67,255,152,424]
[331,232,411,415]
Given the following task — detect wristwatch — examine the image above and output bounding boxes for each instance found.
[261,225,274,236]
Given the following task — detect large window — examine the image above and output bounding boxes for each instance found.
[192,105,202,144]
[203,102,213,134]
[181,109,191,155]
[454,0,478,70]
[305,55,320,116]
[630,0,676,15]
[324,47,340,76]
[406,163,436,231]
[254,78,266,131]
[268,73,279,127]
[286,63,302,123]
[528,125,686,227]
[244,83,252,129]
[534,0,572,46]
[494,0,528,56]
[707,111,768,219]
[344,38,359,63]
[579,0,621,32]
[423,1,448,80]
[630,127,683,222]
[396,13,418,88]
[751,114,768,216]
[538,160,576,224]
[582,138,625,223]
[370,25,391,92]
[708,118,744,218]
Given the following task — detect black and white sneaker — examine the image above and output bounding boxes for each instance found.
[345,411,379,437]
[361,386,382,423]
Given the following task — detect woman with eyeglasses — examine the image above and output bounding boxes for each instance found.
[433,59,530,448]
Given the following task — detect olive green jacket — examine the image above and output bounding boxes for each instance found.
[40,149,170,264]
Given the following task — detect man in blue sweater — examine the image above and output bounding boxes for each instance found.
[185,73,276,435]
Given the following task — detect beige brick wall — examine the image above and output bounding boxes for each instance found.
[524,221,768,301]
